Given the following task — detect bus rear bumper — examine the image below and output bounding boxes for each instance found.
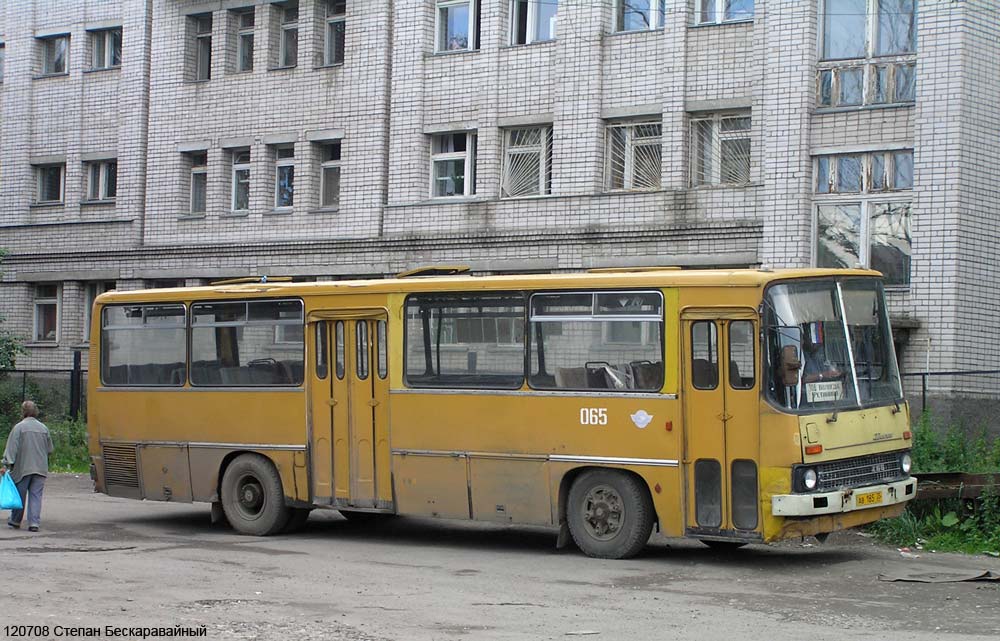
[771,477,917,517]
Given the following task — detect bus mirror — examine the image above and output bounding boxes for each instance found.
[780,345,800,386]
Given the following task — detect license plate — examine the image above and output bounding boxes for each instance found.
[856,491,883,506]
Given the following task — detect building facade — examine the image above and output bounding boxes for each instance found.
[0,0,998,404]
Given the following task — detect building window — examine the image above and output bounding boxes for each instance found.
[192,14,213,80]
[234,9,255,72]
[690,113,751,186]
[231,149,251,212]
[33,285,60,343]
[436,0,480,52]
[91,28,122,70]
[606,121,662,191]
[501,126,552,198]
[510,0,557,45]
[274,146,295,209]
[695,0,754,25]
[818,0,916,107]
[40,34,69,75]
[35,164,65,204]
[84,281,116,341]
[319,141,342,208]
[431,132,477,197]
[814,150,913,286]
[324,0,346,65]
[86,160,118,201]
[0,43,6,83]
[189,152,208,214]
[613,0,664,33]
[279,2,299,67]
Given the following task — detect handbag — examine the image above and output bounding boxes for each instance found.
[0,472,22,511]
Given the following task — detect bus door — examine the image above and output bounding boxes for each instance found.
[309,312,390,509]
[681,310,760,538]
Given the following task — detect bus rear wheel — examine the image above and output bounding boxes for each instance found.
[220,454,291,536]
[567,469,654,559]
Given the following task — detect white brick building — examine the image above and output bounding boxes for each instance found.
[1,0,998,405]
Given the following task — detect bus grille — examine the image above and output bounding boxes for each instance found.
[102,443,140,488]
[816,453,902,492]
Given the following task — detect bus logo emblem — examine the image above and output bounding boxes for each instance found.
[631,410,653,429]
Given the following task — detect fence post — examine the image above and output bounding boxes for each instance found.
[70,350,82,421]
[921,373,927,416]
[21,371,27,401]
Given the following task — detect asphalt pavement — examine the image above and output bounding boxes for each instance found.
[1,474,998,641]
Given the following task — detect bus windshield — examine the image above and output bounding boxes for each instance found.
[764,278,902,412]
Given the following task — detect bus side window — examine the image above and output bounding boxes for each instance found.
[728,320,755,390]
[335,321,345,379]
[691,321,718,390]
[356,321,369,380]
[377,320,388,380]
[316,323,328,379]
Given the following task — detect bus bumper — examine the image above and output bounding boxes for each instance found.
[771,477,917,517]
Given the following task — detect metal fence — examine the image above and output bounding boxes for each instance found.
[0,352,86,424]
[902,369,1000,415]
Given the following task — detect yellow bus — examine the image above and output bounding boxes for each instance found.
[87,267,916,558]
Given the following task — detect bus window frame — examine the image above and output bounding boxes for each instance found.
[527,289,666,393]
[402,291,528,390]
[99,302,189,387]
[188,297,306,388]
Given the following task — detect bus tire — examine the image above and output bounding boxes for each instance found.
[220,454,291,536]
[567,469,654,559]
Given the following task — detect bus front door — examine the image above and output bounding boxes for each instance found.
[311,316,390,510]
[682,312,760,540]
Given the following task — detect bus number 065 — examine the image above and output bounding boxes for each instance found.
[580,408,608,426]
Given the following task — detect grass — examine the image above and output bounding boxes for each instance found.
[867,414,1000,555]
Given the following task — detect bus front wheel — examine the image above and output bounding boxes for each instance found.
[220,454,291,536]
[567,469,654,559]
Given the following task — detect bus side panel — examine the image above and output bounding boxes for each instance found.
[469,458,550,525]
[392,454,470,519]
[138,444,193,502]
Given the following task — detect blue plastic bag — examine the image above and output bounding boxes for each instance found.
[0,472,22,510]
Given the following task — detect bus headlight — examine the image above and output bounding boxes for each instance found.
[803,468,818,490]
[900,453,912,475]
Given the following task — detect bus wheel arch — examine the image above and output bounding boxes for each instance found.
[560,466,657,559]
[219,452,291,536]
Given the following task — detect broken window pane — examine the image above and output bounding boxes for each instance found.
[836,156,863,192]
[876,0,916,56]
[869,203,911,285]
[894,63,916,102]
[838,67,864,106]
[817,204,862,269]
[892,151,913,189]
[822,0,866,60]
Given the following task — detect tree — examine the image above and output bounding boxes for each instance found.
[0,249,24,369]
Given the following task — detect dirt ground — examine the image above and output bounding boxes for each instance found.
[1,474,998,641]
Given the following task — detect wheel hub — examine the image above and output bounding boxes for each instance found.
[237,477,265,516]
[582,485,624,541]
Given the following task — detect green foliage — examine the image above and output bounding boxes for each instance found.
[868,416,1000,554]
[0,249,26,369]
[47,419,91,473]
